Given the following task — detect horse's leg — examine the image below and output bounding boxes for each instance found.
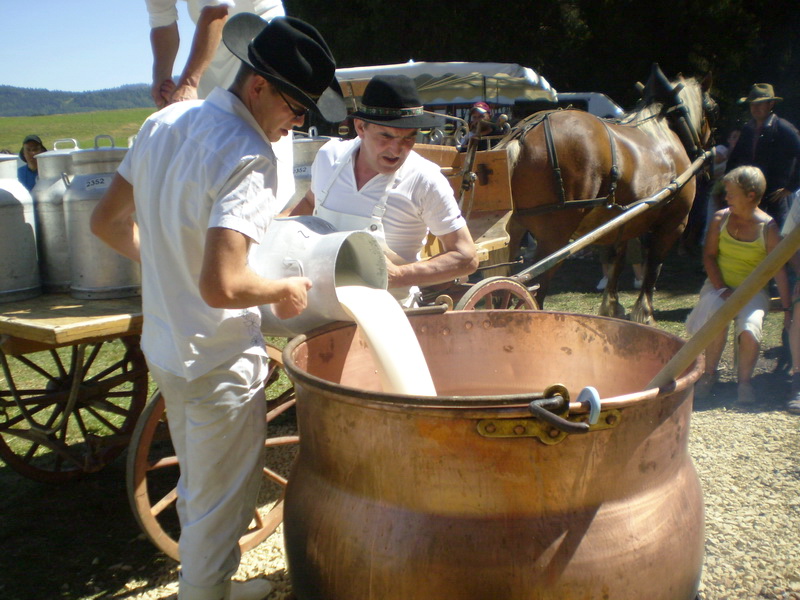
[599,242,627,319]
[631,230,666,326]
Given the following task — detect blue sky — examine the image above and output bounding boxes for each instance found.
[1,1,196,91]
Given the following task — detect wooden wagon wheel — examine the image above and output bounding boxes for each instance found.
[455,276,539,310]
[126,343,298,561]
[0,336,148,483]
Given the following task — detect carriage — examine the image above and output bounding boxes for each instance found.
[0,63,717,562]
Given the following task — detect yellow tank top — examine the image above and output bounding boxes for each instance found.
[717,212,767,288]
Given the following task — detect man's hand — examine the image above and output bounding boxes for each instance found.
[152,78,176,109]
[272,277,313,320]
[169,83,199,104]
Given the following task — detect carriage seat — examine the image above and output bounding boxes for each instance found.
[415,144,514,273]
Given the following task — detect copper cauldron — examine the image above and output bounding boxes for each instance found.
[283,310,704,600]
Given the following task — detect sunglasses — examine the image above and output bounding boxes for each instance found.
[278,89,308,118]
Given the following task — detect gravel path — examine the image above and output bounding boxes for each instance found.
[115,390,799,600]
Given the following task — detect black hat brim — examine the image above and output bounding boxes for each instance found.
[223,14,346,123]
[350,110,441,129]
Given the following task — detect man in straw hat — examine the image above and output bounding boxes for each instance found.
[91,14,345,600]
[290,74,479,306]
[726,83,800,227]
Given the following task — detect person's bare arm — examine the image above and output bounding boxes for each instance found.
[286,189,315,217]
[199,227,312,317]
[766,221,792,326]
[385,226,479,289]
[90,174,141,263]
[702,211,728,297]
[170,4,229,103]
[150,22,180,108]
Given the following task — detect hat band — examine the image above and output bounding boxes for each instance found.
[247,43,321,100]
[361,104,424,118]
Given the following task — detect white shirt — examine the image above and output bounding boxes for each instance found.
[310,138,467,264]
[782,189,800,236]
[119,88,279,380]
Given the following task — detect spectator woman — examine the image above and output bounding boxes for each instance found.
[687,166,791,404]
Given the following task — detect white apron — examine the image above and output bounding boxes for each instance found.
[313,140,420,307]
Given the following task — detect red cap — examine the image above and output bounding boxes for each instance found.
[471,101,491,114]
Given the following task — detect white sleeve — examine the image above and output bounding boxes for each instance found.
[782,190,800,236]
[145,0,180,28]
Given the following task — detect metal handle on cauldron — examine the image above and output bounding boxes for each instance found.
[528,385,590,434]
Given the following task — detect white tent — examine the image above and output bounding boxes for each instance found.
[335,61,557,107]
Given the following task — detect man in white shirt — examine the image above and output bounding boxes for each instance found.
[291,75,478,305]
[780,189,800,415]
[91,15,345,600]
[145,0,295,208]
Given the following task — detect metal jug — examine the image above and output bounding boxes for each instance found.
[251,215,387,337]
[285,130,335,213]
[31,138,79,292]
[0,155,41,302]
[63,135,141,299]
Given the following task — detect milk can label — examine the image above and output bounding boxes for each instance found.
[84,176,108,190]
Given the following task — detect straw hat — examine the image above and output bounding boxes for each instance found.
[738,83,782,104]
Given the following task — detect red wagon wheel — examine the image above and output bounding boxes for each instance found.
[455,276,539,311]
[0,336,148,483]
[126,343,298,561]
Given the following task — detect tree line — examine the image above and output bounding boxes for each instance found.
[286,0,800,134]
[0,85,151,118]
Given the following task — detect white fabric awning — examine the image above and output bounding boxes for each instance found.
[335,61,557,106]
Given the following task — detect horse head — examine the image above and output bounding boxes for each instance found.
[640,64,718,160]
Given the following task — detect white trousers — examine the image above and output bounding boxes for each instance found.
[147,350,268,599]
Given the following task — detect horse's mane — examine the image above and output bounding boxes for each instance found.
[621,76,704,139]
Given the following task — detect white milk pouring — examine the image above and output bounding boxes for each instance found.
[335,285,436,396]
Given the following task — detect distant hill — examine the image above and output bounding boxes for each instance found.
[0,84,152,117]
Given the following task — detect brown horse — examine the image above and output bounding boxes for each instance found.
[502,69,716,324]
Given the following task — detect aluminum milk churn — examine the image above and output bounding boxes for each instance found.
[0,155,41,302]
[31,139,79,292]
[63,135,141,299]
[286,129,334,212]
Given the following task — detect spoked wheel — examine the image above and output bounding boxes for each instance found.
[126,343,298,561]
[455,276,539,310]
[0,336,148,483]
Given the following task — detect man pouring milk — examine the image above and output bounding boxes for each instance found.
[290,75,478,306]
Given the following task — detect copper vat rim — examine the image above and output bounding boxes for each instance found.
[283,309,703,417]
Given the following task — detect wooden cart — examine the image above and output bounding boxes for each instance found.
[0,295,297,561]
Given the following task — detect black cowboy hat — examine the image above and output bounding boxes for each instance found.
[738,83,782,104]
[222,14,345,123]
[350,75,440,129]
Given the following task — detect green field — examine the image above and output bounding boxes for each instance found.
[0,107,156,154]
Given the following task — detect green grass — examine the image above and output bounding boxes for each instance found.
[0,108,155,154]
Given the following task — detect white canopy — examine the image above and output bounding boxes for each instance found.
[335,61,557,106]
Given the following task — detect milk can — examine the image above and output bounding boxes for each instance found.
[0,155,41,302]
[31,139,79,292]
[63,135,141,299]
[286,130,335,212]
[251,215,387,337]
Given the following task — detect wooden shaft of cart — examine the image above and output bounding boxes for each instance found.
[515,150,713,285]
[647,222,800,390]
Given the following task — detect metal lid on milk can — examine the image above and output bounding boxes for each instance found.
[36,138,80,179]
[70,135,127,175]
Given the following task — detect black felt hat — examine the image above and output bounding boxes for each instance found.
[351,75,439,129]
[223,14,345,123]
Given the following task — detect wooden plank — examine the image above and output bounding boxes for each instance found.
[0,294,143,348]
[415,145,513,213]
